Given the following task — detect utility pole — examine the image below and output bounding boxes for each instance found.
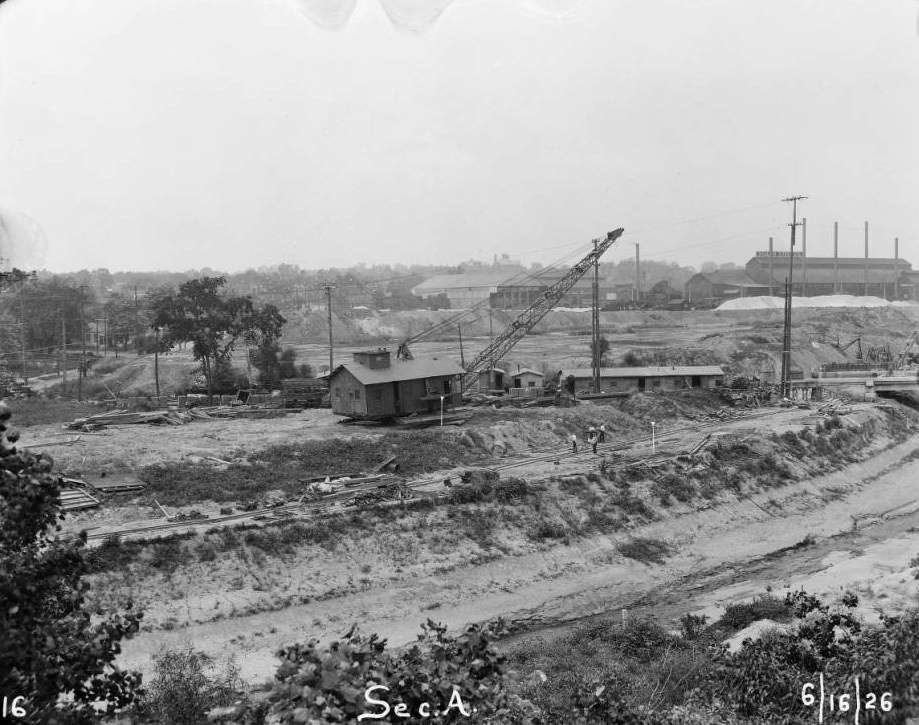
[61,312,67,395]
[592,239,601,393]
[154,326,160,398]
[19,280,27,383]
[458,324,465,394]
[79,285,87,401]
[134,286,140,356]
[781,195,806,399]
[487,307,494,371]
[325,284,334,375]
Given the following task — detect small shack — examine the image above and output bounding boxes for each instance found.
[565,365,725,395]
[509,368,544,392]
[329,348,464,419]
[476,367,506,393]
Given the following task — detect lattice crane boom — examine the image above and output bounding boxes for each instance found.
[462,228,624,390]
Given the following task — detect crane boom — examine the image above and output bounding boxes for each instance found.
[895,329,919,370]
[462,228,624,390]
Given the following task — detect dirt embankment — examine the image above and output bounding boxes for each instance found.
[63,398,918,684]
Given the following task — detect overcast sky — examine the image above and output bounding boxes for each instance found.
[1,0,918,274]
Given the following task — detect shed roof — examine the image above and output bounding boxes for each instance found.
[566,365,725,379]
[690,270,762,286]
[331,357,464,386]
[412,270,523,294]
[509,368,544,377]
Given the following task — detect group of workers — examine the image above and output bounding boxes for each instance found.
[570,423,606,454]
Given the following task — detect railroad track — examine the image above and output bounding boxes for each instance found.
[85,406,789,543]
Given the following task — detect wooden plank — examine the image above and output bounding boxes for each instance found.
[152,498,170,519]
[372,455,397,473]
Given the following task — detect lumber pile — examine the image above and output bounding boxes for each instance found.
[65,404,291,430]
[66,409,196,430]
[58,480,101,511]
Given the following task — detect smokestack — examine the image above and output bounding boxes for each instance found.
[635,243,641,302]
[834,222,839,293]
[895,237,900,300]
[801,218,807,297]
[865,222,869,296]
[769,237,774,295]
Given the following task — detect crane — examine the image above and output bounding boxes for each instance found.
[835,336,863,362]
[461,228,624,390]
[895,329,919,370]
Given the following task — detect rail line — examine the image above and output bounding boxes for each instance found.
[84,406,792,543]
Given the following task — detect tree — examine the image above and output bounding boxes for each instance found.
[150,277,286,397]
[251,345,312,389]
[102,291,137,356]
[0,403,143,722]
[590,335,611,366]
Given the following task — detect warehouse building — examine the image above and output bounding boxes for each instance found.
[329,349,463,419]
[565,365,725,395]
[411,266,523,308]
[684,270,771,307]
[744,251,914,299]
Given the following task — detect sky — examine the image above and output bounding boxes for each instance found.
[1,0,919,274]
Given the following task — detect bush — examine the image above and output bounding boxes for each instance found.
[1,405,143,720]
[220,620,513,724]
[144,647,243,725]
[715,594,793,632]
[618,537,672,565]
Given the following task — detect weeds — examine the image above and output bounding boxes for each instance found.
[617,537,672,565]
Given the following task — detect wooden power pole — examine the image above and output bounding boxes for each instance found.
[592,239,601,393]
[780,195,806,398]
[325,284,334,375]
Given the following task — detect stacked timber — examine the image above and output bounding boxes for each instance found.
[65,404,291,429]
[66,409,195,430]
[58,482,100,511]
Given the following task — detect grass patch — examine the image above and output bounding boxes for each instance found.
[712,593,794,634]
[617,537,672,565]
[8,398,103,427]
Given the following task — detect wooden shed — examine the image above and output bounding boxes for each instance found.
[329,349,464,419]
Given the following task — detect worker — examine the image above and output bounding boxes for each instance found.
[570,434,578,453]
[599,423,607,443]
[590,432,598,455]
[587,425,596,441]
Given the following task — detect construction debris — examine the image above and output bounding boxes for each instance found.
[59,480,101,511]
[21,435,83,449]
[80,472,146,494]
[66,409,197,430]
[64,404,292,430]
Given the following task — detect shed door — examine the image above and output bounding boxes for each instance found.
[392,382,401,414]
